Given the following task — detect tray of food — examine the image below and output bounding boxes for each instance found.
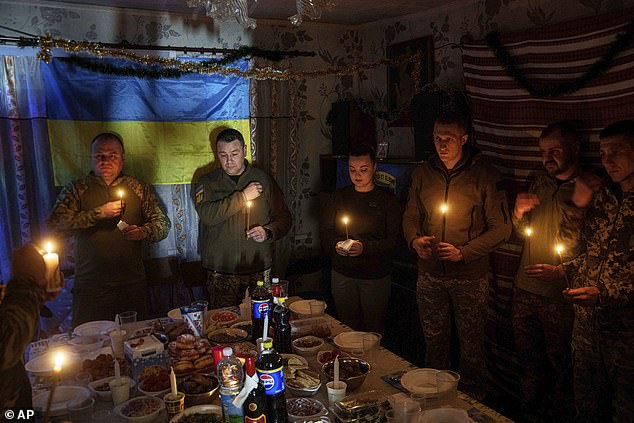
[168,334,214,375]
[330,390,389,423]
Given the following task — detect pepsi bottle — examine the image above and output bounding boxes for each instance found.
[243,356,268,423]
[272,297,292,354]
[252,280,271,343]
[255,340,287,423]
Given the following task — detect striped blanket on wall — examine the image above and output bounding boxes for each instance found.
[462,10,634,404]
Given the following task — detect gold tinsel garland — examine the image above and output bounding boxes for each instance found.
[35,35,423,90]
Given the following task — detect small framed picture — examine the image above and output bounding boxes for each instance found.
[377,141,389,159]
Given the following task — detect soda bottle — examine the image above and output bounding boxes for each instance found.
[252,280,271,343]
[255,340,288,423]
[217,347,244,423]
[272,297,292,354]
[243,356,268,423]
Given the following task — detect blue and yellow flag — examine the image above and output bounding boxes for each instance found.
[43,58,250,186]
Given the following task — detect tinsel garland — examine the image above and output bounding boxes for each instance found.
[486,19,634,97]
[22,35,423,87]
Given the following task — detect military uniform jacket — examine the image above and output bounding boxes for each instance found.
[563,183,634,333]
[403,149,512,279]
[513,173,578,298]
[195,162,292,274]
[47,173,170,288]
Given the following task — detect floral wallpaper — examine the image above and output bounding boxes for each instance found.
[1,0,633,259]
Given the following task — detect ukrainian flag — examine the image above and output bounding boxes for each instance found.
[42,58,250,186]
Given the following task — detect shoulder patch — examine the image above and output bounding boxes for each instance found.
[195,184,205,206]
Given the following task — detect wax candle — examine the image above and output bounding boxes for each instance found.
[556,244,571,289]
[45,352,64,422]
[525,228,533,264]
[342,216,349,240]
[334,356,340,385]
[440,203,448,242]
[246,201,252,233]
[170,367,178,396]
[114,358,121,383]
[43,242,59,292]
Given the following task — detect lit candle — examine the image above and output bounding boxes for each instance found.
[525,228,533,264]
[43,242,60,293]
[556,244,571,289]
[170,367,178,397]
[45,352,64,423]
[342,216,349,240]
[440,203,448,242]
[118,190,124,217]
[246,201,252,233]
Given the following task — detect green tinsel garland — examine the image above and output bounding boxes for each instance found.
[60,56,188,79]
[486,19,634,97]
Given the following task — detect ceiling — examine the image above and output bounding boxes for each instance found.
[44,0,446,25]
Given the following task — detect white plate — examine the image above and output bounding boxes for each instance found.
[332,331,381,352]
[169,404,222,423]
[25,349,81,376]
[289,300,327,317]
[32,385,91,416]
[400,368,440,395]
[167,308,182,321]
[74,320,115,337]
[281,353,309,367]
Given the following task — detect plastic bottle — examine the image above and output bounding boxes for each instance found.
[252,280,271,343]
[217,347,244,423]
[243,356,268,423]
[272,297,292,354]
[271,278,281,305]
[255,340,288,423]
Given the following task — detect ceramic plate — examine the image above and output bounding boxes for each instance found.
[169,404,223,423]
[73,320,115,337]
[32,385,91,416]
[400,368,440,395]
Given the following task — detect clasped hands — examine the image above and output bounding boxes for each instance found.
[335,240,363,257]
[412,236,463,262]
[96,200,145,240]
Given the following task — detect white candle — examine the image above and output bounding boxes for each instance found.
[170,367,178,396]
[53,352,64,373]
[525,228,533,264]
[342,216,349,240]
[246,201,252,232]
[440,204,448,242]
[556,244,571,289]
[43,242,59,291]
[114,358,121,383]
[334,356,340,386]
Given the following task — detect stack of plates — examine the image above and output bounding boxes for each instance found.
[32,385,91,417]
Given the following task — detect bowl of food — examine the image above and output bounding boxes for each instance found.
[137,365,171,397]
[88,376,136,401]
[177,373,220,406]
[207,310,239,328]
[316,349,350,366]
[113,396,164,423]
[282,353,321,396]
[291,336,324,357]
[230,321,253,338]
[207,328,249,345]
[321,357,371,391]
[169,404,223,423]
[287,398,327,422]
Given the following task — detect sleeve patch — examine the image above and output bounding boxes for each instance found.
[195,184,205,206]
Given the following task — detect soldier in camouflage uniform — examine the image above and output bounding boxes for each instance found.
[1,244,62,410]
[403,114,512,400]
[512,123,579,423]
[560,120,634,423]
[48,133,170,326]
[195,129,291,307]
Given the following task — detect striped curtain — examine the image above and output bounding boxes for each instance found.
[462,10,634,402]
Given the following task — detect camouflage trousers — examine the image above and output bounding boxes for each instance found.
[572,314,634,423]
[416,272,488,400]
[206,269,271,308]
[512,288,575,423]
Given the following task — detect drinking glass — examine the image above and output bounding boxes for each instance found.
[436,370,460,407]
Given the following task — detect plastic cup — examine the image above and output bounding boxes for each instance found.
[386,399,421,423]
[277,279,290,298]
[256,337,273,353]
[74,371,92,386]
[309,300,325,316]
[109,329,127,359]
[118,310,137,326]
[436,371,460,407]
[109,378,130,406]
[164,392,185,419]
[67,396,94,423]
[326,381,347,405]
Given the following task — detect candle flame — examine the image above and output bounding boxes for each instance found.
[525,228,532,237]
[342,216,349,225]
[556,244,564,255]
[53,352,64,373]
[45,242,53,255]
[118,190,123,199]
[440,204,448,214]
[247,201,252,208]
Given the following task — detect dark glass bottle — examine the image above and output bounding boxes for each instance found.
[255,340,287,423]
[272,297,292,354]
[243,357,268,423]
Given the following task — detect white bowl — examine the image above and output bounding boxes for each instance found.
[291,336,324,357]
[74,320,115,337]
[169,404,222,423]
[70,335,107,353]
[113,396,165,422]
[25,348,80,377]
[32,385,91,417]
[88,376,136,401]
